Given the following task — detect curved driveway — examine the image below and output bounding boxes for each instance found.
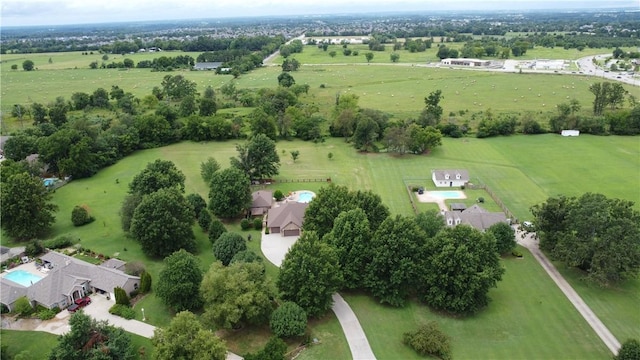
[261,231,376,359]
[516,228,621,355]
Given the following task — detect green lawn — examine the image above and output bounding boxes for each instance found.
[344,249,610,359]
[8,134,634,358]
[0,329,153,359]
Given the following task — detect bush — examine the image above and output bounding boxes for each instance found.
[274,190,285,201]
[265,227,270,235]
[1,304,9,314]
[114,287,130,306]
[213,232,247,266]
[13,297,33,317]
[186,193,207,218]
[71,205,94,226]
[253,217,263,230]
[25,240,45,257]
[244,337,287,360]
[512,250,524,258]
[42,235,77,249]
[616,339,640,360]
[139,271,152,293]
[198,209,212,231]
[109,304,136,319]
[403,322,452,360]
[37,308,58,320]
[270,302,308,338]
[240,218,252,230]
[477,197,485,203]
[208,219,227,244]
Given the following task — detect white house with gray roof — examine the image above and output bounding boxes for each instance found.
[1,251,139,311]
[432,169,469,187]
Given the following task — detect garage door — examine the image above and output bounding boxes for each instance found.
[283,229,300,237]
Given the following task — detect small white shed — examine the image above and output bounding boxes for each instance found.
[561,130,580,137]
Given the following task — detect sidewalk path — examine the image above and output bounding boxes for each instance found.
[261,231,376,359]
[517,228,621,355]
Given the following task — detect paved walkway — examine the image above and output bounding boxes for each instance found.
[516,228,621,355]
[261,231,376,359]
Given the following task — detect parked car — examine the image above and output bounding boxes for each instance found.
[68,296,91,312]
[418,187,424,195]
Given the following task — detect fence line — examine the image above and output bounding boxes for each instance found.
[266,178,332,184]
[468,180,518,223]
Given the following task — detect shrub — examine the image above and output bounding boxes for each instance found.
[270,302,308,338]
[403,322,452,360]
[244,337,287,360]
[139,271,152,293]
[186,193,207,218]
[71,205,94,226]
[37,308,58,320]
[1,304,9,314]
[265,227,270,235]
[253,217,263,230]
[198,209,212,231]
[477,197,485,203]
[616,339,640,360]
[512,250,524,258]
[208,219,227,244]
[274,190,285,201]
[213,232,247,266]
[42,235,77,249]
[114,287,130,306]
[240,218,252,230]
[13,296,33,317]
[109,304,136,319]
[25,240,45,257]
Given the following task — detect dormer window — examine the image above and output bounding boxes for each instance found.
[455,218,461,225]
[447,218,453,225]
[456,173,461,179]
[445,174,450,180]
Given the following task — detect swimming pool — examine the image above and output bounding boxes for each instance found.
[297,191,316,203]
[427,191,466,199]
[3,269,44,287]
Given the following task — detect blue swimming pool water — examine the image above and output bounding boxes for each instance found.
[428,191,465,199]
[3,270,44,287]
[297,191,315,203]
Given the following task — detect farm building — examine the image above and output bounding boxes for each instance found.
[193,62,223,71]
[441,58,490,67]
[432,169,469,187]
[561,130,580,137]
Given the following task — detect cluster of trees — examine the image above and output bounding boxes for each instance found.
[48,312,135,360]
[134,55,195,71]
[121,160,196,258]
[531,193,640,285]
[277,184,509,316]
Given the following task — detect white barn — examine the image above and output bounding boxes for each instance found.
[561,130,580,137]
[432,169,469,187]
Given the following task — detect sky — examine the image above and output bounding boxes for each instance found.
[1,0,637,27]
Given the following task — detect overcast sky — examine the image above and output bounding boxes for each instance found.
[1,0,637,27]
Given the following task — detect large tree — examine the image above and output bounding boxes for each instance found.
[420,225,505,314]
[364,215,426,307]
[323,208,372,290]
[130,188,196,258]
[129,159,185,195]
[277,231,343,318]
[418,90,444,126]
[230,134,280,180]
[161,74,197,102]
[156,250,204,312]
[201,261,274,329]
[49,312,134,360]
[531,193,640,285]
[1,173,58,240]
[152,311,226,360]
[487,222,516,255]
[208,167,252,218]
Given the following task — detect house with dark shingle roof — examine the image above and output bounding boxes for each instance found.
[266,202,308,237]
[0,251,139,311]
[251,190,273,216]
[442,204,507,231]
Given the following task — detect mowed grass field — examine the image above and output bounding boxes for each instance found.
[10,133,635,358]
[3,49,638,120]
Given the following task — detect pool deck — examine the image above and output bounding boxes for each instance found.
[286,190,316,203]
[415,190,467,211]
[2,262,48,280]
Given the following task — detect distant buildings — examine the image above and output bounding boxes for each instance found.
[441,58,490,67]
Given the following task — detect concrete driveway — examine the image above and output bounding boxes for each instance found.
[82,294,156,338]
[260,231,299,267]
